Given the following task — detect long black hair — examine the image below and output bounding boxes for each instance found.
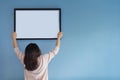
[24,43,41,71]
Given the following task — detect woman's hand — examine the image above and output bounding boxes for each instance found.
[56,32,63,47]
[12,32,18,48]
[57,32,63,39]
[12,32,17,39]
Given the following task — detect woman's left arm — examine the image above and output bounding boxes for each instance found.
[12,32,24,64]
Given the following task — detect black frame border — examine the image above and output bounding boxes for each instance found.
[14,8,61,40]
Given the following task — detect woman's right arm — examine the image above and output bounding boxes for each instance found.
[43,32,63,63]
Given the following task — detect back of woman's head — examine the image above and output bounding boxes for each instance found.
[24,43,41,71]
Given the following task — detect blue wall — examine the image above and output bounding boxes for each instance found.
[0,0,120,80]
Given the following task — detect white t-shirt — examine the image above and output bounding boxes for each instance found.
[14,46,59,80]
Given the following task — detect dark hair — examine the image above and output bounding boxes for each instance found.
[24,43,41,71]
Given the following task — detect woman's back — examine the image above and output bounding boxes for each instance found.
[14,46,59,80]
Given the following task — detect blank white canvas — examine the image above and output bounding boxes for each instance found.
[15,10,60,39]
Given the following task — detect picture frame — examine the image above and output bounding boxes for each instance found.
[14,8,61,40]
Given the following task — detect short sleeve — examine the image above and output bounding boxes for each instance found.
[42,46,60,63]
[14,47,24,64]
